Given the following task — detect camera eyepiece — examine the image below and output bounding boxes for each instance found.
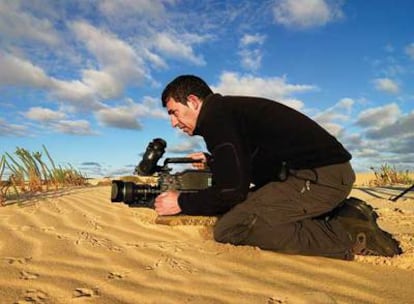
[135,138,166,176]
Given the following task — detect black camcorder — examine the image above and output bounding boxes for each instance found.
[111,138,212,208]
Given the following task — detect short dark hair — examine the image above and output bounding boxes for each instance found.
[161,75,213,107]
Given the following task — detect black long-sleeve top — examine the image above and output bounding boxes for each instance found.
[178,94,352,216]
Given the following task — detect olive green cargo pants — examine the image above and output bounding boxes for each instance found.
[213,162,356,259]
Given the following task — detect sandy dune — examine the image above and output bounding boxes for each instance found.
[1,179,413,303]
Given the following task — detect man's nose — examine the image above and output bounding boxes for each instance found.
[170,115,178,127]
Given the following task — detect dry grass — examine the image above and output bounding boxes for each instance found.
[369,163,414,186]
[0,145,87,206]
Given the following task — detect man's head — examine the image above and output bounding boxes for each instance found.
[161,75,213,135]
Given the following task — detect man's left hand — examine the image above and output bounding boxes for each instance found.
[154,191,182,215]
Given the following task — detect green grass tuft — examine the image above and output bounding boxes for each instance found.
[0,146,87,206]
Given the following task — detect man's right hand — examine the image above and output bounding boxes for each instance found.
[187,152,207,170]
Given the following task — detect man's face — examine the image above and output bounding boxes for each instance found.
[166,97,199,136]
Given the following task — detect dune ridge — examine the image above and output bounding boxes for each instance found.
[1,182,413,303]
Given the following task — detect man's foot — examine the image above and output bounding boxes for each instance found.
[333,197,402,257]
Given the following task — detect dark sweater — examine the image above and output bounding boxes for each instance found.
[178,94,351,215]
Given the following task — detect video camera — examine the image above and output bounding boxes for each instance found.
[111,138,212,208]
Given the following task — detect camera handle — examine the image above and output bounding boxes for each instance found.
[163,157,203,165]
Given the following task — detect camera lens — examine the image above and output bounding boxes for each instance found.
[111,180,125,202]
[111,180,159,207]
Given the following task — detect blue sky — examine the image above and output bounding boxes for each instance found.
[1,0,414,178]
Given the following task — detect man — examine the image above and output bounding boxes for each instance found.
[155,74,402,260]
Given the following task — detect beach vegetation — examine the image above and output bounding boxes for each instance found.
[0,145,86,206]
[370,163,414,186]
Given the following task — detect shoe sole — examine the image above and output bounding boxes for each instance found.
[338,198,402,257]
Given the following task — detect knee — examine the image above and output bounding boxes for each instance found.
[213,231,225,243]
[213,222,232,243]
[213,221,230,243]
[213,214,258,245]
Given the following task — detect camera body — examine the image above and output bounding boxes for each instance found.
[111,139,212,208]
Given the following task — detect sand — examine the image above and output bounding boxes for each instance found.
[1,175,413,304]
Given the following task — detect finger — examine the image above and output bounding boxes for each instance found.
[155,192,167,201]
[188,152,203,160]
[154,203,162,214]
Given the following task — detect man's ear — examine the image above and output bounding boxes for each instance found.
[187,94,201,111]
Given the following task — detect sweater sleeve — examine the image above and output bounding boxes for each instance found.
[178,142,249,215]
[178,112,251,215]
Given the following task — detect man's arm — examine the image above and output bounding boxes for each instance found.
[177,140,250,216]
[187,152,209,170]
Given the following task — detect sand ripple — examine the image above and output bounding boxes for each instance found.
[0,185,413,303]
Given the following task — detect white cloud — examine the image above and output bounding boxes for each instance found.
[211,72,316,109]
[50,78,103,110]
[320,122,343,137]
[314,98,354,123]
[355,148,380,158]
[143,48,168,69]
[0,52,109,110]
[239,49,263,71]
[313,98,354,137]
[52,120,95,135]
[82,69,123,100]
[273,0,344,29]
[356,103,401,128]
[22,107,96,135]
[365,111,414,139]
[405,43,414,60]
[278,98,305,110]
[239,33,266,71]
[95,97,167,129]
[70,21,147,86]
[0,117,28,136]
[152,32,206,65]
[168,139,203,154]
[96,107,142,130]
[98,0,168,18]
[240,33,266,47]
[139,97,168,119]
[345,104,414,171]
[0,52,50,87]
[373,78,400,94]
[24,107,67,122]
[0,20,153,111]
[0,0,60,45]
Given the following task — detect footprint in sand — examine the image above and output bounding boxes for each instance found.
[82,213,102,230]
[107,271,128,279]
[267,296,288,304]
[75,231,122,252]
[56,233,71,241]
[15,289,48,304]
[10,225,34,232]
[40,226,56,233]
[4,256,32,265]
[268,292,337,304]
[20,270,39,280]
[150,254,197,273]
[73,287,100,298]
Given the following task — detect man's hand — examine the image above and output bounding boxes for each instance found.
[154,191,182,215]
[188,152,207,170]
